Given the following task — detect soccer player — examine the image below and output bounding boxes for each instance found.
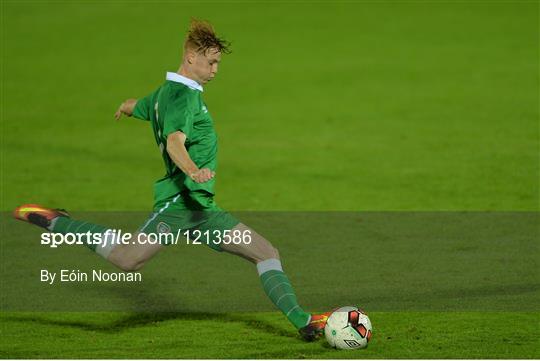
[14,19,329,341]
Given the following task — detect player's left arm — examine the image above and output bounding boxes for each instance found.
[114,98,137,120]
[166,131,215,183]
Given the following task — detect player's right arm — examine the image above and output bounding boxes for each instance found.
[114,98,138,120]
[166,131,215,183]
[115,88,158,121]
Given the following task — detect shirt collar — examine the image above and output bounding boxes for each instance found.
[166,72,203,92]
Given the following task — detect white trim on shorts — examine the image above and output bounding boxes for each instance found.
[138,193,181,233]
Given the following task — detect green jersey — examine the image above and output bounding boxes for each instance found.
[132,72,217,207]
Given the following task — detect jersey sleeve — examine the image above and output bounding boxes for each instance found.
[132,92,155,121]
[163,94,195,139]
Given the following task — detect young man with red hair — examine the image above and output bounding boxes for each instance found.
[15,19,330,341]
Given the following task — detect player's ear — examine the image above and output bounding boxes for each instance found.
[186,49,195,64]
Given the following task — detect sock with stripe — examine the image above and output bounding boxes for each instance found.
[49,216,115,258]
[257,258,311,329]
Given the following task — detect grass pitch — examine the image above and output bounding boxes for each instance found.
[2,312,538,359]
[1,1,539,359]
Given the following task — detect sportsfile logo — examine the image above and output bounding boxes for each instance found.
[40,229,252,248]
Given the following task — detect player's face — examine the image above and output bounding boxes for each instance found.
[192,48,221,85]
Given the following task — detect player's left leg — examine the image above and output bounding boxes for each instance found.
[219,222,330,341]
[13,204,162,271]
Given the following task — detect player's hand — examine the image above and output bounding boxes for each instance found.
[114,105,124,120]
[190,168,215,183]
[114,99,137,120]
[114,107,123,120]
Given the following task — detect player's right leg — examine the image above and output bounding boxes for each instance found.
[14,204,162,271]
[218,222,332,341]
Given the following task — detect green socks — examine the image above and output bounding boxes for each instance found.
[257,258,310,329]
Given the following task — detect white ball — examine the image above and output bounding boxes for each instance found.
[324,306,372,350]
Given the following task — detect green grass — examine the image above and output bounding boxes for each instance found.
[1,1,538,359]
[2,312,539,359]
[1,1,538,211]
[1,211,538,358]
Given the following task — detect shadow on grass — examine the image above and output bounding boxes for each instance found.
[3,311,295,339]
[2,269,296,340]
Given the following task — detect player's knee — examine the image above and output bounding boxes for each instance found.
[114,256,146,272]
[116,259,135,272]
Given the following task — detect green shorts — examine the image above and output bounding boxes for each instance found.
[138,190,240,251]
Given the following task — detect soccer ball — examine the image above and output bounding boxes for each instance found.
[324,306,372,350]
